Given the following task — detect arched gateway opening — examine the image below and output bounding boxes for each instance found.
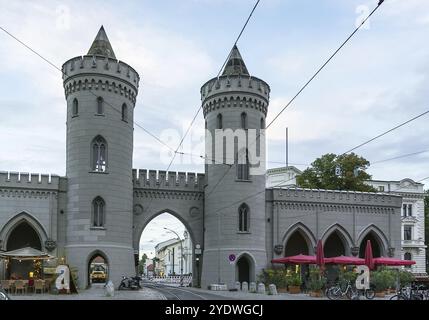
[236,255,254,283]
[324,231,346,258]
[139,213,194,284]
[6,221,42,279]
[87,252,109,287]
[284,231,311,256]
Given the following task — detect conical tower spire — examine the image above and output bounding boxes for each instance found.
[87,26,116,59]
[222,45,249,76]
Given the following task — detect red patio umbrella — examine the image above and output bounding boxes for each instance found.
[271,254,316,264]
[316,240,325,270]
[364,240,375,270]
[325,255,365,265]
[374,257,416,266]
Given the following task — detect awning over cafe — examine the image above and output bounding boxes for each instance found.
[0,247,54,261]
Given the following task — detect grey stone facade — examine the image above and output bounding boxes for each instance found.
[0,27,405,290]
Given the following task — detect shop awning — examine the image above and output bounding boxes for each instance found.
[325,255,365,265]
[0,247,54,261]
[271,254,316,264]
[373,257,416,266]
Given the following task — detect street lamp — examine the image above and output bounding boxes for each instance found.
[164,227,184,287]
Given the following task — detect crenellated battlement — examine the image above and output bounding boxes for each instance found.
[0,171,62,190]
[201,75,270,117]
[62,55,140,103]
[132,169,205,191]
[269,187,403,208]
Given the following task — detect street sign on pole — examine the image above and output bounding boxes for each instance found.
[228,254,236,265]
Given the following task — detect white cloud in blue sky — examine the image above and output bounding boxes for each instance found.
[1,0,429,251]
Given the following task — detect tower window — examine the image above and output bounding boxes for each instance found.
[92,196,105,228]
[260,117,265,129]
[72,98,79,116]
[404,252,412,268]
[238,203,249,232]
[97,97,104,115]
[91,136,107,172]
[122,103,128,122]
[241,112,247,129]
[217,114,223,129]
[237,149,250,181]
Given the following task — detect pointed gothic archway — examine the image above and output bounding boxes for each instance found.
[235,252,255,284]
[5,221,43,279]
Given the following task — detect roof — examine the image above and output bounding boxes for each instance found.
[266,166,303,175]
[87,26,116,59]
[222,45,249,76]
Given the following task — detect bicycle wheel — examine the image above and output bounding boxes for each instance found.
[390,294,406,300]
[365,289,375,300]
[327,287,340,300]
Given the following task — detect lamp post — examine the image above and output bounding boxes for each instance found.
[164,227,184,287]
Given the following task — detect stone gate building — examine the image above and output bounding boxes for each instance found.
[0,27,411,289]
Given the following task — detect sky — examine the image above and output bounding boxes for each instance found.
[1,0,429,256]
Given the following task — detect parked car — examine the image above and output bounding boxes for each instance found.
[90,270,107,283]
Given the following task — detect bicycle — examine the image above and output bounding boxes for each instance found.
[0,288,10,300]
[389,286,423,300]
[326,281,359,300]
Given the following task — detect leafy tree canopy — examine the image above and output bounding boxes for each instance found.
[296,153,376,192]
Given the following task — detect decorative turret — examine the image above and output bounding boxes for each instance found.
[87,26,116,59]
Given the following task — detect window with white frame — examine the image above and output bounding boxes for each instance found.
[403,225,412,241]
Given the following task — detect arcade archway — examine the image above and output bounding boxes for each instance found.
[6,221,42,279]
[324,231,346,258]
[359,232,383,258]
[284,230,311,256]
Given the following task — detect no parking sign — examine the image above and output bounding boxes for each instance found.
[228,254,236,265]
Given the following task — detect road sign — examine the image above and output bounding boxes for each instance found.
[228,254,236,263]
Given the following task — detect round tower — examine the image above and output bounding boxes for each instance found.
[200,46,270,289]
[62,26,140,288]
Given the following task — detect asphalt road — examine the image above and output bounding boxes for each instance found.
[143,282,233,300]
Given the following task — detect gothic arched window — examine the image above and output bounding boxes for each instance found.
[217,114,223,129]
[91,136,107,172]
[260,117,265,129]
[238,203,250,232]
[237,149,250,180]
[241,112,247,129]
[92,196,105,227]
[97,97,104,115]
[122,103,128,122]
[72,98,78,116]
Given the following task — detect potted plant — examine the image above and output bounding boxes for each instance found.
[371,270,394,297]
[258,268,288,293]
[307,267,326,297]
[287,272,302,294]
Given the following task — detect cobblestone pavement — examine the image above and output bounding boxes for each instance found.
[9,284,166,300]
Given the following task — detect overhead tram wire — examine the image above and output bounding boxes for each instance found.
[0,26,176,153]
[265,0,385,130]
[203,0,386,201]
[140,0,262,215]
[163,0,262,172]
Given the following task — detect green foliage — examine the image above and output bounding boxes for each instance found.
[307,266,327,291]
[287,272,302,287]
[338,268,357,286]
[398,270,415,287]
[258,268,288,288]
[138,254,148,274]
[370,269,396,291]
[296,153,377,192]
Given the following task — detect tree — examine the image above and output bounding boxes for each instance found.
[296,153,377,192]
[138,253,148,275]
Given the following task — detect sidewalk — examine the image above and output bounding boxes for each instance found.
[9,284,166,300]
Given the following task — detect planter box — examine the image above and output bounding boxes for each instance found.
[375,291,385,298]
[288,286,301,294]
